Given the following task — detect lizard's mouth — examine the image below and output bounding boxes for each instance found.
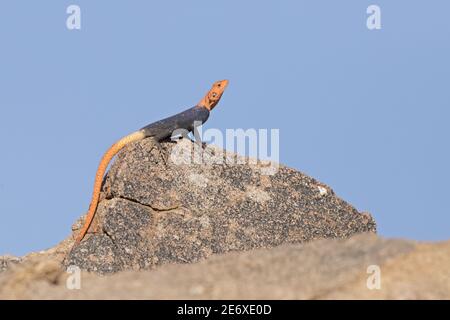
[217,79,229,89]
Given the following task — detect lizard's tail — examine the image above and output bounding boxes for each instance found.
[74,131,146,245]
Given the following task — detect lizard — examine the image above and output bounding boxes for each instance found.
[73,79,229,245]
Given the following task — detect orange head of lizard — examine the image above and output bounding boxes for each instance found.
[198,79,229,111]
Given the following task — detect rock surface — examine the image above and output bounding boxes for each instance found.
[1,234,449,299]
[1,139,448,299]
[64,138,376,273]
[0,256,21,273]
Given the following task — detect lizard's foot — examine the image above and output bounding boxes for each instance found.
[150,141,168,166]
[183,136,208,150]
[192,139,215,159]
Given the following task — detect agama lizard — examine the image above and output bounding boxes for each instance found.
[74,80,228,245]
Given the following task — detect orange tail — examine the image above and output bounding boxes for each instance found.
[75,131,145,244]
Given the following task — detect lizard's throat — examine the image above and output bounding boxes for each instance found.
[197,97,217,110]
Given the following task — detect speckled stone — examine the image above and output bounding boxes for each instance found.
[0,255,21,273]
[65,139,376,273]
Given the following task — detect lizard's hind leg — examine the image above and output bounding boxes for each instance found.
[149,140,168,166]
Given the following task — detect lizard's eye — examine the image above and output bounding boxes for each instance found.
[211,92,217,98]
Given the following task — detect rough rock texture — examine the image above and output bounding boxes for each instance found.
[0,256,21,273]
[64,138,376,273]
[2,140,448,299]
[1,234,449,299]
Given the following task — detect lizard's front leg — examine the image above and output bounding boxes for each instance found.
[190,136,214,158]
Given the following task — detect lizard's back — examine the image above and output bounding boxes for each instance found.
[140,106,210,140]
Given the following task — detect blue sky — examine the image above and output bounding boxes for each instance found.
[0,1,449,255]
